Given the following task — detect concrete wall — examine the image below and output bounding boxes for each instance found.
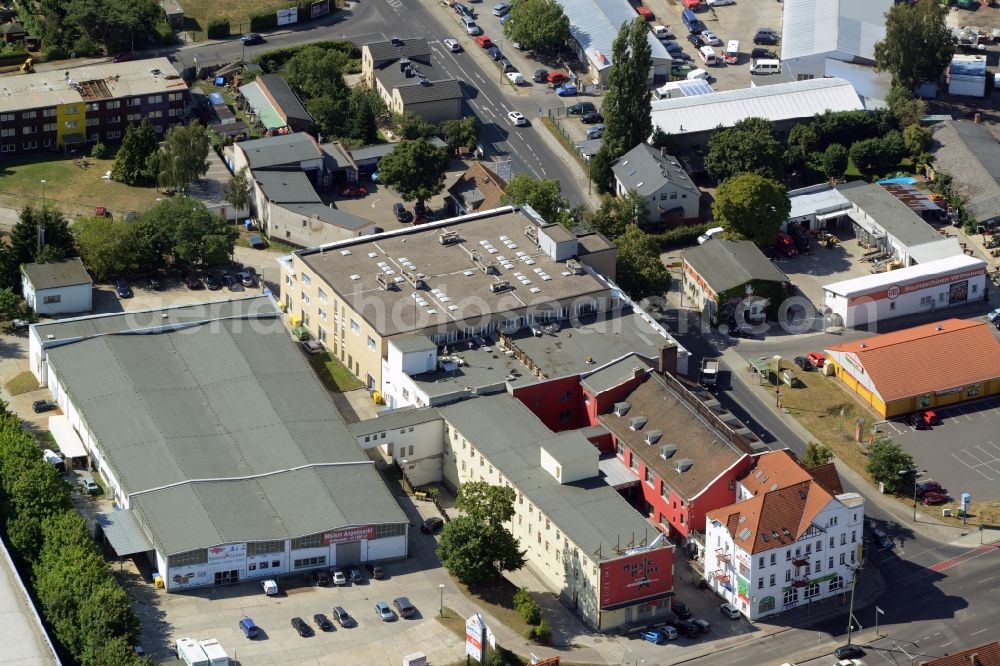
[23,281,92,315]
[264,201,376,249]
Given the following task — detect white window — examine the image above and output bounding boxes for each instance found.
[86,103,99,112]
[0,113,13,122]
[168,108,178,117]
[43,123,55,132]
[43,108,56,117]
[127,113,142,122]
[106,101,120,109]
[148,95,163,104]
[21,111,36,119]
[318,308,326,320]
[0,128,13,137]
[300,292,310,304]
[169,92,183,101]
[318,288,327,303]
[22,141,36,150]
[86,118,99,127]
[128,98,141,107]
[64,105,79,114]
[367,336,376,351]
[301,271,311,285]
[350,319,360,335]
[22,126,36,134]
[2,144,16,152]
[106,130,121,139]
[147,110,162,119]
[108,116,120,124]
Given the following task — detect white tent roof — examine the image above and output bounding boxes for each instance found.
[558,0,669,72]
[781,0,893,62]
[48,414,87,458]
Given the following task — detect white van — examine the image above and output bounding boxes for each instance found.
[652,25,672,40]
[197,639,229,666]
[751,58,781,75]
[697,226,724,244]
[687,68,710,81]
[698,45,718,66]
[176,638,210,666]
[724,40,739,64]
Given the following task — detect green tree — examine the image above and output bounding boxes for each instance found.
[649,127,673,151]
[584,190,649,240]
[802,442,834,468]
[874,0,954,92]
[281,44,351,99]
[307,94,351,140]
[112,119,159,186]
[903,123,932,159]
[1,206,76,290]
[850,132,906,175]
[136,196,236,266]
[819,143,849,180]
[705,117,785,181]
[614,224,671,300]
[711,173,790,246]
[886,85,927,129]
[438,482,525,584]
[345,87,385,145]
[501,174,570,227]
[503,0,571,54]
[0,287,21,320]
[439,116,482,152]
[592,18,653,192]
[224,166,253,218]
[157,122,210,192]
[72,216,140,280]
[866,439,914,494]
[393,112,437,140]
[378,138,449,210]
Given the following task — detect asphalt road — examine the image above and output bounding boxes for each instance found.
[161,1,590,207]
[668,315,1000,665]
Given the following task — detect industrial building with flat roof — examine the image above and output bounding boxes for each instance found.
[281,206,690,396]
[0,57,187,157]
[825,318,1000,417]
[29,296,407,591]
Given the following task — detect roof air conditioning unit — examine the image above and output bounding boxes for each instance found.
[675,458,694,473]
[628,416,647,431]
[613,401,630,416]
[489,280,511,294]
[439,230,461,245]
[645,429,663,445]
[660,444,677,459]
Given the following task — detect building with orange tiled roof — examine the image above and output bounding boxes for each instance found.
[825,318,1000,417]
[703,450,865,620]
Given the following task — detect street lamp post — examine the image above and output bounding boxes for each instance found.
[874,605,884,637]
[846,564,862,647]
[40,179,46,208]
[438,583,445,616]
[900,468,917,522]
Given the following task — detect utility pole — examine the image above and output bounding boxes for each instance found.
[846,564,861,646]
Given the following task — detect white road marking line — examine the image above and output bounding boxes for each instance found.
[977,577,994,584]
[972,628,988,635]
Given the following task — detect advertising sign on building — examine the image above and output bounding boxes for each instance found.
[310,0,330,18]
[323,525,375,544]
[207,543,247,566]
[465,613,486,662]
[736,575,750,603]
[598,547,674,609]
[276,7,298,25]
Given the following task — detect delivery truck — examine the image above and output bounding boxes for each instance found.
[700,358,719,387]
[198,638,230,665]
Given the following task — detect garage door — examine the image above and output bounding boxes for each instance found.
[336,540,362,566]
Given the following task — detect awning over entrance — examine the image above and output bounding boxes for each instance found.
[96,510,154,556]
[48,414,87,458]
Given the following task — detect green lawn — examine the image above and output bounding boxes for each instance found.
[306,352,364,392]
[178,0,293,37]
[5,371,39,396]
[0,154,160,218]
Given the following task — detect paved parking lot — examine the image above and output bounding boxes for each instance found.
[881,396,1000,502]
[332,162,469,229]
[770,232,874,309]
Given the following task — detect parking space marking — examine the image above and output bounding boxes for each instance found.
[949,443,1000,481]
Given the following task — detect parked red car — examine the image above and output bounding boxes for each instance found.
[922,491,948,505]
[341,184,367,197]
[547,72,569,85]
[635,5,654,20]
[775,232,799,257]
[806,352,825,368]
[915,480,942,497]
[475,35,493,48]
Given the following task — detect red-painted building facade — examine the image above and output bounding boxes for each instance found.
[513,355,759,542]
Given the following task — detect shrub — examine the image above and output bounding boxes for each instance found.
[253,40,359,73]
[249,9,279,32]
[206,18,231,39]
[43,44,69,61]
[513,588,541,625]
[90,142,107,159]
[529,618,552,644]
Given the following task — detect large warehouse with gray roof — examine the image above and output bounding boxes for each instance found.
[30,296,407,591]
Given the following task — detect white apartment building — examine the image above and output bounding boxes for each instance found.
[703,451,865,621]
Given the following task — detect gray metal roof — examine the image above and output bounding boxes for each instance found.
[350,407,442,437]
[580,354,651,395]
[681,240,790,294]
[32,295,278,343]
[46,313,404,555]
[396,79,462,105]
[556,0,669,73]
[96,510,154,556]
[837,182,943,248]
[350,137,447,163]
[611,144,698,198]
[650,78,863,136]
[257,74,312,124]
[237,132,323,169]
[440,394,659,556]
[21,257,92,290]
[254,170,322,204]
[931,120,1000,223]
[780,0,892,62]
[389,334,438,353]
[280,204,375,231]
[321,141,357,170]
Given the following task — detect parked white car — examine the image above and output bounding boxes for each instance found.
[707,0,735,6]
[702,30,723,46]
[508,111,528,126]
[506,71,525,85]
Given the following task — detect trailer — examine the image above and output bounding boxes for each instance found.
[176,638,210,666]
[700,358,719,387]
[198,638,230,665]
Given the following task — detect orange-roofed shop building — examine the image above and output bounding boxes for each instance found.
[825,318,1000,418]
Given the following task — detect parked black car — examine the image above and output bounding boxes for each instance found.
[393,203,412,223]
[533,68,548,82]
[672,600,692,619]
[567,101,596,115]
[204,274,222,290]
[146,275,163,290]
[834,645,866,660]
[751,47,777,60]
[313,613,334,631]
[184,274,203,289]
[33,399,56,413]
[687,33,705,47]
[793,356,812,371]
[753,28,779,45]
[291,617,314,637]
[581,112,603,124]
[421,517,444,533]
[674,619,701,638]
[365,563,385,579]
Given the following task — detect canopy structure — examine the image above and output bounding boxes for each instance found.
[48,414,87,458]
[96,510,154,556]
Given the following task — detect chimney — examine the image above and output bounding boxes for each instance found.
[658,343,677,376]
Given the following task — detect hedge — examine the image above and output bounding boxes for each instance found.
[651,222,714,250]
[253,39,359,73]
[249,10,278,32]
[0,50,30,67]
[206,18,230,39]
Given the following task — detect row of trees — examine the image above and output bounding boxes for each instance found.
[26,0,170,59]
[0,401,149,665]
[502,0,571,56]
[112,119,211,192]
